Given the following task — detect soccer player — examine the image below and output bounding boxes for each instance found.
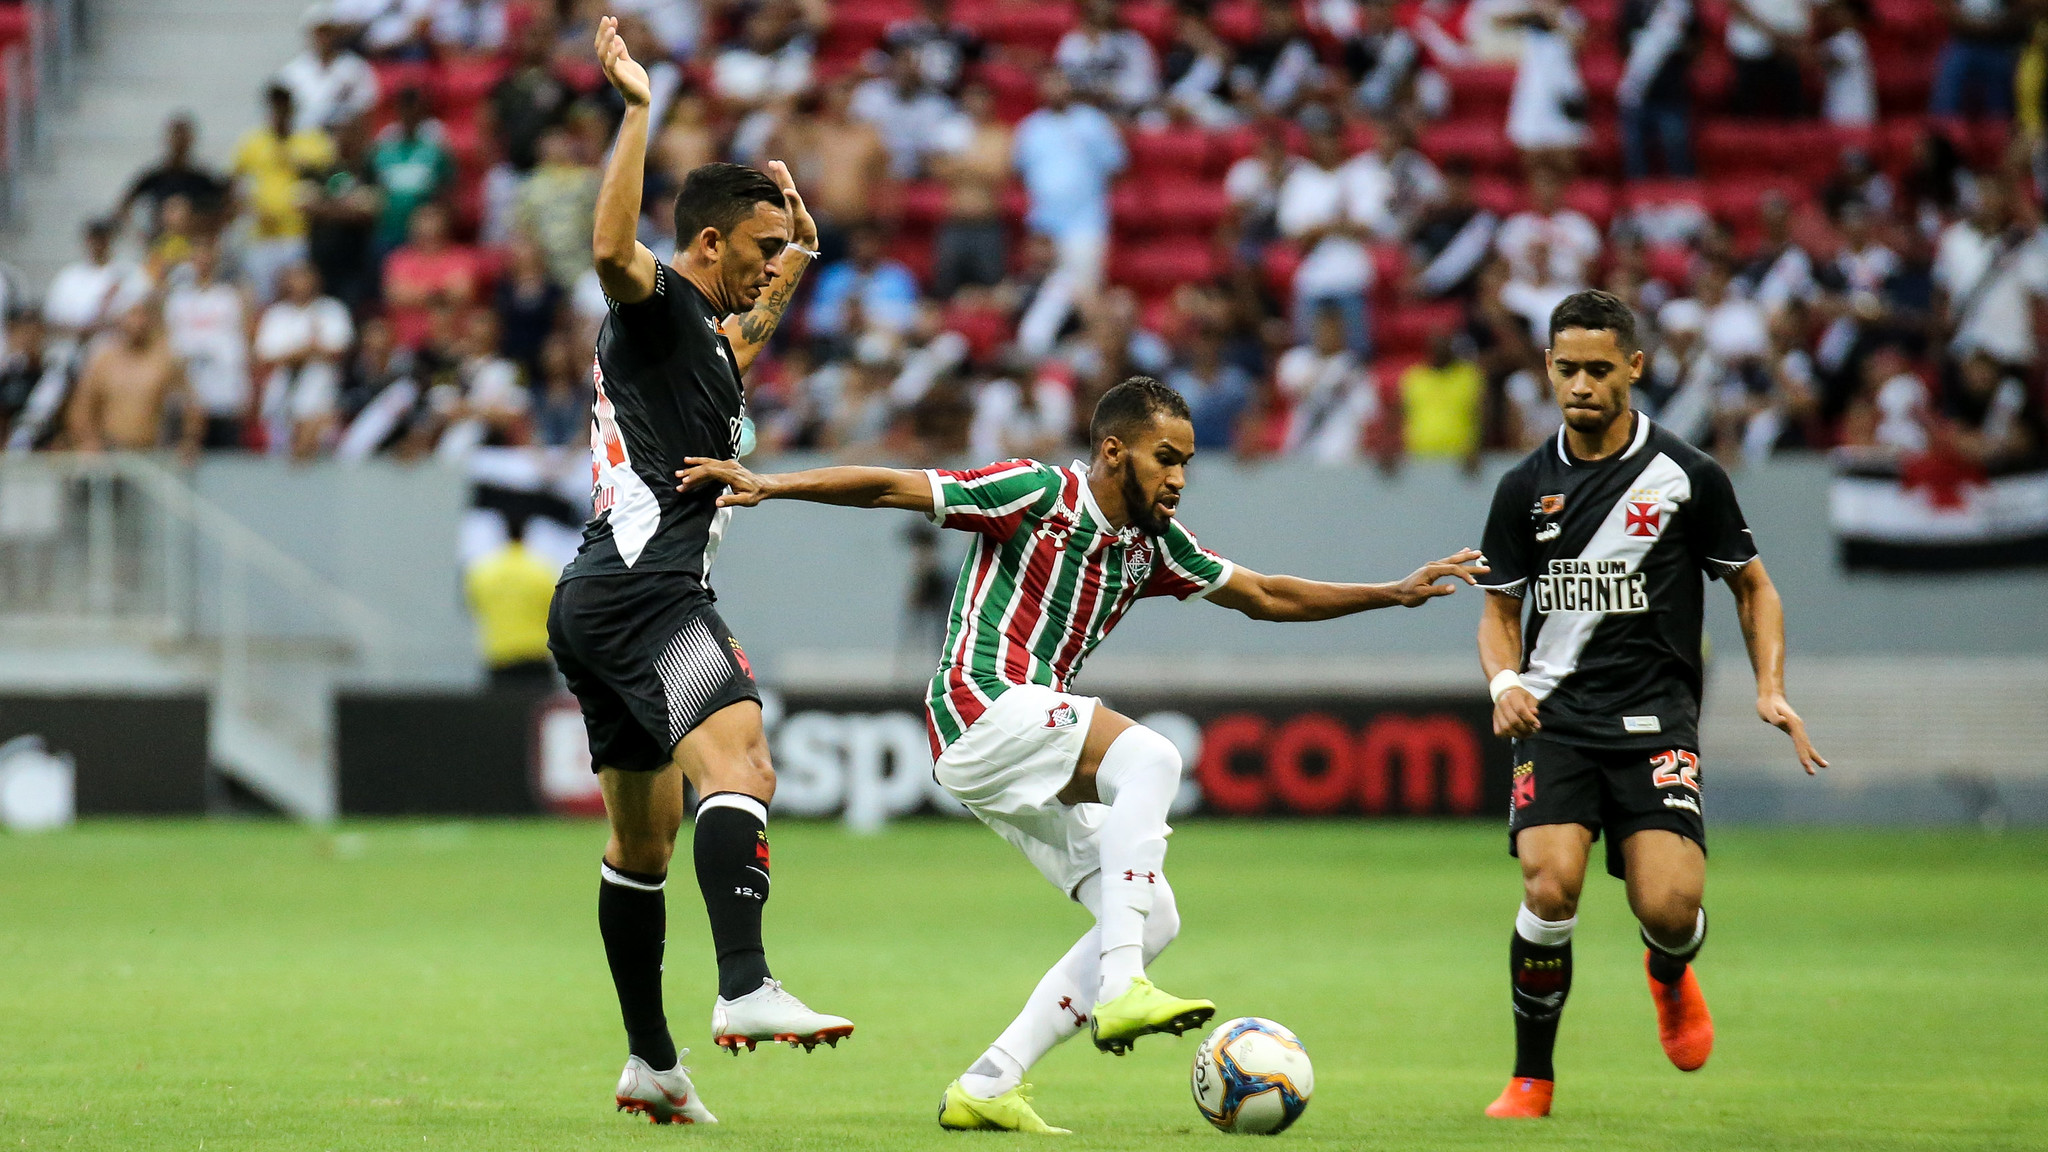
[675,377,1487,1133]
[1474,290,1828,1118]
[547,18,850,1126]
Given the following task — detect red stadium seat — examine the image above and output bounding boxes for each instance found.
[1377,302,1464,356]
[829,1,914,53]
[1113,241,1220,295]
[1370,243,1408,305]
[1563,180,1616,229]
[0,4,30,50]
[1262,242,1303,301]
[1123,0,1177,47]
[1211,0,1262,44]
[1471,175,1522,216]
[1645,242,1696,287]
[977,58,1041,123]
[1441,65,1516,121]
[1148,179,1230,234]
[1419,120,1517,176]
[1128,126,1213,177]
[943,301,1013,364]
[963,1,1076,54]
[898,181,950,230]
[432,56,509,109]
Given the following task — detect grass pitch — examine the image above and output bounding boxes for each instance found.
[2,819,2043,1151]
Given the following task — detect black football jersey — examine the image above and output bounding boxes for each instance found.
[560,261,747,589]
[1477,414,1758,750]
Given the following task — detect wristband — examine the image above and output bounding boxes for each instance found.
[787,243,820,260]
[1489,669,1525,704]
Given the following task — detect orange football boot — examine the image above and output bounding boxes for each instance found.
[1646,952,1714,1071]
[1484,1077,1554,1118]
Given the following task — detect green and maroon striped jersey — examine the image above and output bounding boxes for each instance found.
[918,459,1235,754]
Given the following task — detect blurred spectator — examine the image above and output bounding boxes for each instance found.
[255,261,354,458]
[1643,296,1717,439]
[1014,72,1127,296]
[515,127,603,289]
[1277,106,1374,353]
[145,195,202,283]
[464,515,560,689]
[968,364,1074,460]
[495,235,564,382]
[333,0,433,57]
[1930,0,2023,119]
[430,0,511,54]
[1232,0,1323,118]
[1167,327,1256,450]
[1504,0,1589,171]
[655,90,720,188]
[1338,0,1433,118]
[1741,193,1818,313]
[1815,199,1898,358]
[882,0,983,96]
[1723,302,1821,461]
[1345,116,1444,241]
[1821,146,1894,219]
[1162,4,1240,128]
[382,202,481,347]
[1495,169,1601,287]
[1899,128,1974,235]
[1412,162,1500,297]
[613,0,705,60]
[372,88,455,253]
[1699,261,1772,367]
[532,331,591,449]
[335,318,422,458]
[1055,0,1160,117]
[1618,0,1698,178]
[163,238,253,449]
[770,82,888,260]
[234,84,336,304]
[277,4,380,132]
[1726,0,1810,118]
[1935,179,2048,371]
[713,2,815,111]
[1501,239,1577,335]
[1224,129,1296,260]
[67,296,203,457]
[1840,345,1931,451]
[44,219,142,360]
[118,114,230,239]
[438,310,529,454]
[931,83,1012,298]
[851,46,959,180]
[1947,348,2045,463]
[1276,302,1380,462]
[306,119,383,313]
[807,226,922,341]
[1818,0,1877,127]
[1400,330,1485,461]
[0,315,66,450]
[490,16,569,173]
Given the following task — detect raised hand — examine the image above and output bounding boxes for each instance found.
[1392,548,1489,607]
[1758,692,1828,776]
[764,159,818,249]
[595,15,651,107]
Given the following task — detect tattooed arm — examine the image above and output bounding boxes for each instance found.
[721,159,818,375]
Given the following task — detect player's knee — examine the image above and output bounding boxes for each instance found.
[1523,873,1581,921]
[608,827,678,874]
[1097,724,1182,804]
[1634,892,1700,942]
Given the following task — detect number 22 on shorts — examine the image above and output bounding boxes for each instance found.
[1651,750,1701,792]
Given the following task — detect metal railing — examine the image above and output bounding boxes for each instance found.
[0,0,87,226]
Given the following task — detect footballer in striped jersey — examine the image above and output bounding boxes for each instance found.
[676,376,1486,1133]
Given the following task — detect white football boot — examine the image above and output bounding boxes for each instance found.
[615,1053,717,1125]
[711,978,855,1052]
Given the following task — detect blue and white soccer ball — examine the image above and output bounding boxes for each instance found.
[1190,1017,1314,1134]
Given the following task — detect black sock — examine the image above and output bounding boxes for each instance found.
[1644,908,1707,985]
[1510,931,1574,1082]
[599,860,677,1071]
[694,793,774,1001]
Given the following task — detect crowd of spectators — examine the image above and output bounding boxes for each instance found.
[0,0,2043,479]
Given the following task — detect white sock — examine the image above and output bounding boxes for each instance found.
[1091,725,1181,1003]
[1515,903,1577,947]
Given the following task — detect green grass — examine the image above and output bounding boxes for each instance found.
[1,820,2044,1151]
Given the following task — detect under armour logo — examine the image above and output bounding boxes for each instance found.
[1057,996,1088,1026]
[1122,870,1157,883]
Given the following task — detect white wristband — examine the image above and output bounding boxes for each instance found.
[1489,669,1526,704]
[787,243,819,261]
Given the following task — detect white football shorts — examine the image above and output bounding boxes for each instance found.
[933,682,1105,898]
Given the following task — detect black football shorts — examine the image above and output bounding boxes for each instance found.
[547,574,761,773]
[1507,735,1706,880]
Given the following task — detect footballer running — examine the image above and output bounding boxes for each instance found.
[545,17,850,1126]
[1474,289,1828,1118]
[676,376,1488,1133]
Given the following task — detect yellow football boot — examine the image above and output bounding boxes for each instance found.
[937,1079,1070,1134]
[1089,977,1215,1055]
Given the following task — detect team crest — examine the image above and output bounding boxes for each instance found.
[1512,761,1536,810]
[1124,535,1155,581]
[1539,494,1565,515]
[728,637,753,678]
[1625,500,1662,538]
[1044,702,1079,730]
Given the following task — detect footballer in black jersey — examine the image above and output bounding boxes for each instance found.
[544,19,851,1128]
[1474,290,1827,1120]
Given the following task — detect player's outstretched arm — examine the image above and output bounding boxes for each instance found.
[675,457,935,514]
[1479,589,1541,738]
[591,15,659,305]
[721,161,818,375]
[1206,549,1488,621]
[1725,558,1828,775]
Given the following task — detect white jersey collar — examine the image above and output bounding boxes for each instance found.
[1556,411,1653,467]
[1069,460,1114,530]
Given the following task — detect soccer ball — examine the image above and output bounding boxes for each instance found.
[1190,1017,1314,1134]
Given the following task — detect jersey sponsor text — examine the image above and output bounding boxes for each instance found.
[1533,558,1649,615]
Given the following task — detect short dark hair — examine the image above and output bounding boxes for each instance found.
[1547,289,1639,353]
[1089,376,1192,446]
[673,162,784,246]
